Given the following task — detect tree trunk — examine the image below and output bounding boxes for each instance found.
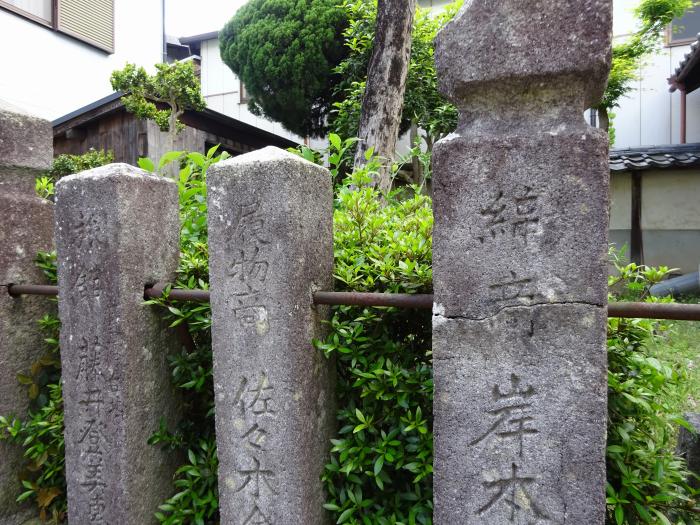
[410,123,423,185]
[354,0,417,195]
[168,107,180,153]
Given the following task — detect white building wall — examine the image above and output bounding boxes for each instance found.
[611,0,700,148]
[0,0,163,120]
[417,0,452,14]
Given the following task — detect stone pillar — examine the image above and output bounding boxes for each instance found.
[432,2,612,524]
[55,164,182,525]
[0,101,55,525]
[207,147,334,524]
[677,413,700,490]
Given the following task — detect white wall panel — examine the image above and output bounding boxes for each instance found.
[0,0,163,119]
[639,52,672,146]
[642,170,700,230]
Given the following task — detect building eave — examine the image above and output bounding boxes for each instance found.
[179,31,219,45]
[51,94,299,150]
[669,34,700,93]
[610,143,700,172]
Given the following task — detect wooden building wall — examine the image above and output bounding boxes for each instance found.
[54,109,148,166]
[54,108,263,168]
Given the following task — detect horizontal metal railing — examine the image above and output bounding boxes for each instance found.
[7,283,700,321]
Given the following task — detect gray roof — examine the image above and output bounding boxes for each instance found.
[669,33,700,92]
[52,93,298,151]
[179,31,219,45]
[610,144,700,172]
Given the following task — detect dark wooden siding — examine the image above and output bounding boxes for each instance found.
[54,109,148,166]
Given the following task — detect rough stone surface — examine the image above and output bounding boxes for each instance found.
[55,164,183,525]
[433,305,607,523]
[432,1,612,523]
[0,194,54,525]
[0,103,55,525]
[677,413,700,490]
[435,1,612,108]
[0,100,52,172]
[432,132,610,320]
[207,147,335,524]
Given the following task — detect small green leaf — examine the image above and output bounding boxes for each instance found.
[137,157,155,172]
[337,507,354,524]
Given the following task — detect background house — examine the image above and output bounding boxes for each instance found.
[178,32,312,147]
[0,1,308,168]
[52,93,297,167]
[0,0,164,119]
[607,0,700,274]
[612,1,700,147]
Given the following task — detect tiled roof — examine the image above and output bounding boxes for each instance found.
[610,145,700,172]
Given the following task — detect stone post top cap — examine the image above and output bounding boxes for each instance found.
[214,146,320,169]
[56,163,173,186]
[0,99,53,170]
[436,0,612,106]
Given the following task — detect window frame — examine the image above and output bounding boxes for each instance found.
[667,8,700,47]
[0,0,54,27]
[667,26,698,47]
[0,0,114,54]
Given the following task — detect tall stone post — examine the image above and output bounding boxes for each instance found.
[208,147,334,524]
[0,101,55,525]
[432,2,612,524]
[55,164,182,524]
[677,414,700,490]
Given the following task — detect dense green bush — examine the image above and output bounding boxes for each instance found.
[142,148,224,525]
[606,253,699,524]
[35,149,114,199]
[220,0,349,137]
[315,154,434,524]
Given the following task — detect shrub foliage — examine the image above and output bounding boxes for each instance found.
[606,254,699,524]
[316,159,434,524]
[220,0,349,137]
[0,253,65,524]
[35,149,113,199]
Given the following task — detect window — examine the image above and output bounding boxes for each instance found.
[0,0,114,53]
[1,0,52,24]
[669,6,700,46]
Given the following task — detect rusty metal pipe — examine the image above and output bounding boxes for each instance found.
[7,283,700,320]
[312,291,433,309]
[607,301,700,321]
[7,283,59,297]
[681,87,688,144]
[145,282,211,303]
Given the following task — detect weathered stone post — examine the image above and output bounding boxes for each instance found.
[0,101,55,525]
[55,164,182,524]
[677,414,700,490]
[207,147,334,524]
[432,2,612,523]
